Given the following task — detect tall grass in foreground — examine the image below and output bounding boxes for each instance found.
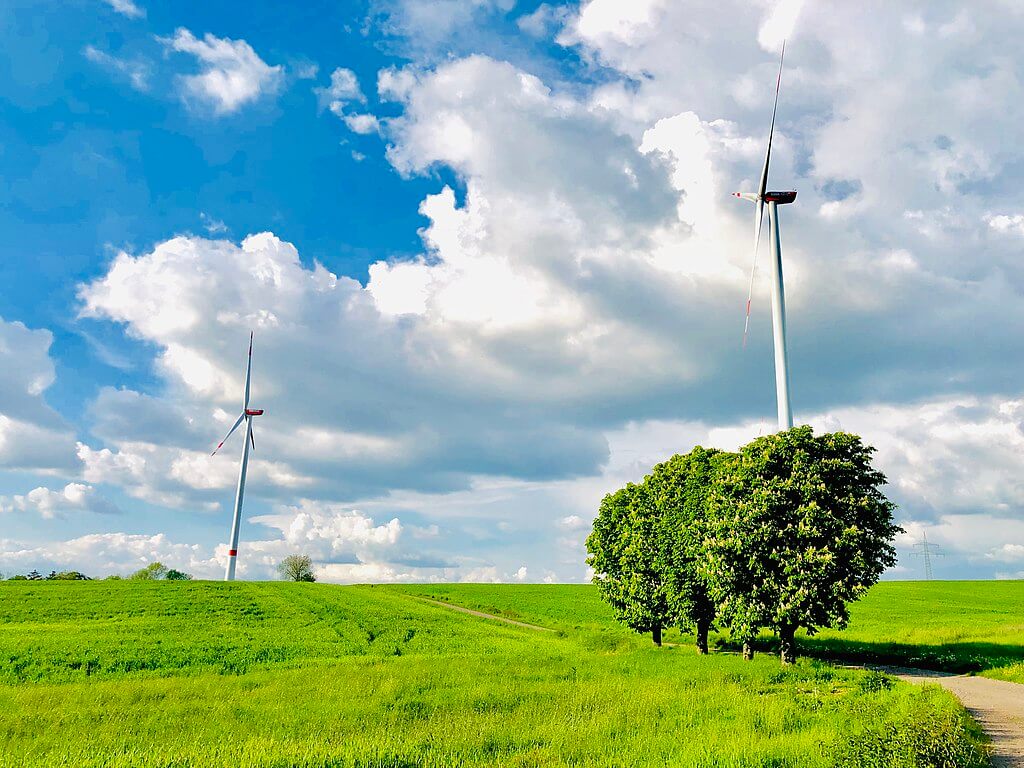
[0,581,996,767]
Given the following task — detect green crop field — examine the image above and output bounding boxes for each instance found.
[803,581,1024,683]
[0,580,1002,767]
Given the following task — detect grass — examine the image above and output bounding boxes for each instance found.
[800,581,1024,683]
[390,582,1024,682]
[0,580,1001,767]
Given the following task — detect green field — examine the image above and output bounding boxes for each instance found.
[0,580,1004,767]
[803,581,1024,683]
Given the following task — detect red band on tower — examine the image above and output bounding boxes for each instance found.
[228,549,237,557]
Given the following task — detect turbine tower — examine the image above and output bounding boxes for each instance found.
[211,332,264,581]
[734,42,796,431]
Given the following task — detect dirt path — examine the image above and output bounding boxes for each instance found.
[877,667,1024,767]
[414,597,555,632]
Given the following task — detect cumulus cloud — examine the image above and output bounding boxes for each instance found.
[343,113,380,134]
[0,532,213,579]
[0,483,118,519]
[162,28,283,115]
[315,67,365,116]
[102,0,144,19]
[0,319,79,473]
[20,2,1024,581]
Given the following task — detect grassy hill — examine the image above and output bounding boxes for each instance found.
[0,580,1005,767]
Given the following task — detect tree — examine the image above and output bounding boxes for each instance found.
[26,570,42,581]
[129,562,169,580]
[165,569,192,581]
[648,447,728,654]
[51,571,90,580]
[8,574,28,581]
[703,427,900,664]
[587,483,672,645]
[278,554,316,582]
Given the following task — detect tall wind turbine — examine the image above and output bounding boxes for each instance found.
[734,42,796,431]
[211,332,264,581]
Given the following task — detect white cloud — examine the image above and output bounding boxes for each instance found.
[985,213,1024,237]
[0,532,213,579]
[0,319,79,473]
[565,0,666,47]
[986,543,1024,563]
[517,4,570,38]
[375,0,516,53]
[200,212,228,234]
[48,4,1024,582]
[0,483,117,519]
[102,0,144,19]
[343,113,380,134]
[162,28,283,115]
[757,0,805,52]
[84,45,150,91]
[315,67,365,116]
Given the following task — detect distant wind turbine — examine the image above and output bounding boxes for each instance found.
[734,42,796,431]
[211,332,264,581]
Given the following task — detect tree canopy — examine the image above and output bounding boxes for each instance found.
[587,483,670,644]
[587,428,901,664]
[278,554,317,583]
[647,446,725,654]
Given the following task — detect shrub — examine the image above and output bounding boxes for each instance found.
[832,686,989,767]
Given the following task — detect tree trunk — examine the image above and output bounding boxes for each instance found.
[695,618,709,655]
[742,640,754,661]
[652,624,662,646]
[779,623,796,665]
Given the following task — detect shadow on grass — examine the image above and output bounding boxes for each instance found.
[710,635,1024,674]
[796,637,1024,675]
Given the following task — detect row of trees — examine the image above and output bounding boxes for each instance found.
[6,556,318,582]
[7,570,90,581]
[587,427,900,664]
[5,562,193,581]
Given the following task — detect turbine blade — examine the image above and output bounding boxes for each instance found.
[757,40,786,201]
[243,331,253,409]
[249,427,255,451]
[744,41,786,347]
[211,412,245,456]
[743,200,766,347]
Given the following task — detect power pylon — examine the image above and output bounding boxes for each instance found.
[911,530,943,580]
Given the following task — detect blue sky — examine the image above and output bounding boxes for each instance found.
[2,0,1024,582]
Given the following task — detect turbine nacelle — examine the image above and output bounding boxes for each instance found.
[733,191,797,205]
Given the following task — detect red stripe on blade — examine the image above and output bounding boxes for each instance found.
[228,549,237,557]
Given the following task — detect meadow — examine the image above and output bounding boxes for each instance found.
[393,581,1024,683]
[0,580,1005,767]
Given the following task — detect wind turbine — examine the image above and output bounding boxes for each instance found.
[734,42,796,431]
[211,332,264,581]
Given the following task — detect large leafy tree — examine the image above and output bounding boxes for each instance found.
[129,562,169,581]
[703,427,900,663]
[587,483,671,645]
[647,447,726,654]
[278,554,317,583]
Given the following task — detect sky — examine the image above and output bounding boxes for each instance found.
[2,0,1024,582]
